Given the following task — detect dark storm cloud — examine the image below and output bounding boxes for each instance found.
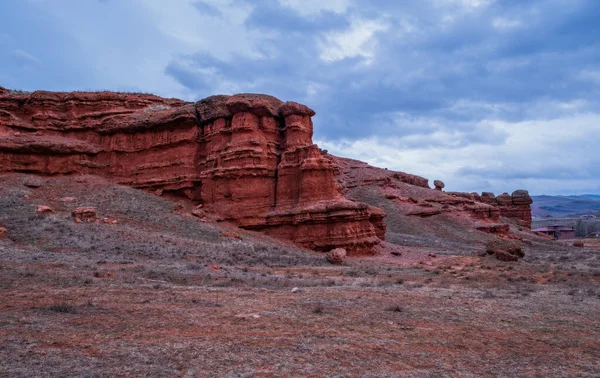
[163,0,600,143]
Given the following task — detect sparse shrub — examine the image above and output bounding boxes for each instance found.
[46,303,77,314]
[385,305,403,312]
[312,304,325,314]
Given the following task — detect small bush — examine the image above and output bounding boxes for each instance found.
[46,303,77,314]
[385,305,403,312]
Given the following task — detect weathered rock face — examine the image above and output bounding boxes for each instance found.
[0,88,384,254]
[445,190,532,228]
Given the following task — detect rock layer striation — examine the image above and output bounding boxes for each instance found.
[0,88,383,254]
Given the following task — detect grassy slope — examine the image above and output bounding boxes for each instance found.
[1,173,600,376]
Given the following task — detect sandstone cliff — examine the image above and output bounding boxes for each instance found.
[0,88,383,254]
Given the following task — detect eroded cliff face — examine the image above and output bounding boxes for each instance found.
[0,88,383,254]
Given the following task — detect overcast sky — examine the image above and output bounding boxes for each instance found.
[1,0,599,195]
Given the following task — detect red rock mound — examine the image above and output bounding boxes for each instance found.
[0,89,383,254]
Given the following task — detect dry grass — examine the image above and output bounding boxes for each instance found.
[1,173,600,376]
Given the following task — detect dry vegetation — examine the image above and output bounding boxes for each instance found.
[1,174,599,377]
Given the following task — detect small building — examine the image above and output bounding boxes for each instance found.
[532,224,576,240]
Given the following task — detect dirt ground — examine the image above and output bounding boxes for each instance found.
[1,174,599,377]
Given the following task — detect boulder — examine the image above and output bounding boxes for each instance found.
[23,178,43,188]
[480,192,497,205]
[496,193,512,206]
[511,190,533,205]
[0,227,7,239]
[191,205,204,218]
[485,238,524,261]
[36,205,53,214]
[433,180,445,191]
[72,207,97,222]
[476,223,510,235]
[408,207,442,217]
[495,250,520,262]
[220,231,241,239]
[326,248,347,264]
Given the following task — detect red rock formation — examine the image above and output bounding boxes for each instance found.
[0,88,384,254]
[329,153,533,240]
[456,190,533,228]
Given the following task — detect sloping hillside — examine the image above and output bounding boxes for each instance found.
[532,195,600,217]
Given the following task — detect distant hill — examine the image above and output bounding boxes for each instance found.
[531,195,600,217]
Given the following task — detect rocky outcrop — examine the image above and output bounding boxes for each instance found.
[485,238,524,262]
[330,154,533,241]
[444,190,532,228]
[433,180,445,191]
[476,190,532,228]
[326,154,430,190]
[72,207,98,223]
[0,88,384,254]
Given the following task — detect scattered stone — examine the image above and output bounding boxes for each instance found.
[291,287,300,293]
[0,227,7,239]
[60,197,77,202]
[36,205,53,214]
[154,189,163,196]
[428,253,437,258]
[208,265,221,271]
[101,218,118,225]
[24,178,43,188]
[235,313,261,320]
[384,193,398,199]
[23,195,31,200]
[93,271,114,278]
[495,250,519,262]
[220,231,241,239]
[191,205,204,217]
[434,180,445,191]
[407,207,442,217]
[573,240,584,248]
[326,248,347,264]
[476,223,510,235]
[72,207,97,222]
[391,251,402,256]
[485,238,524,261]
